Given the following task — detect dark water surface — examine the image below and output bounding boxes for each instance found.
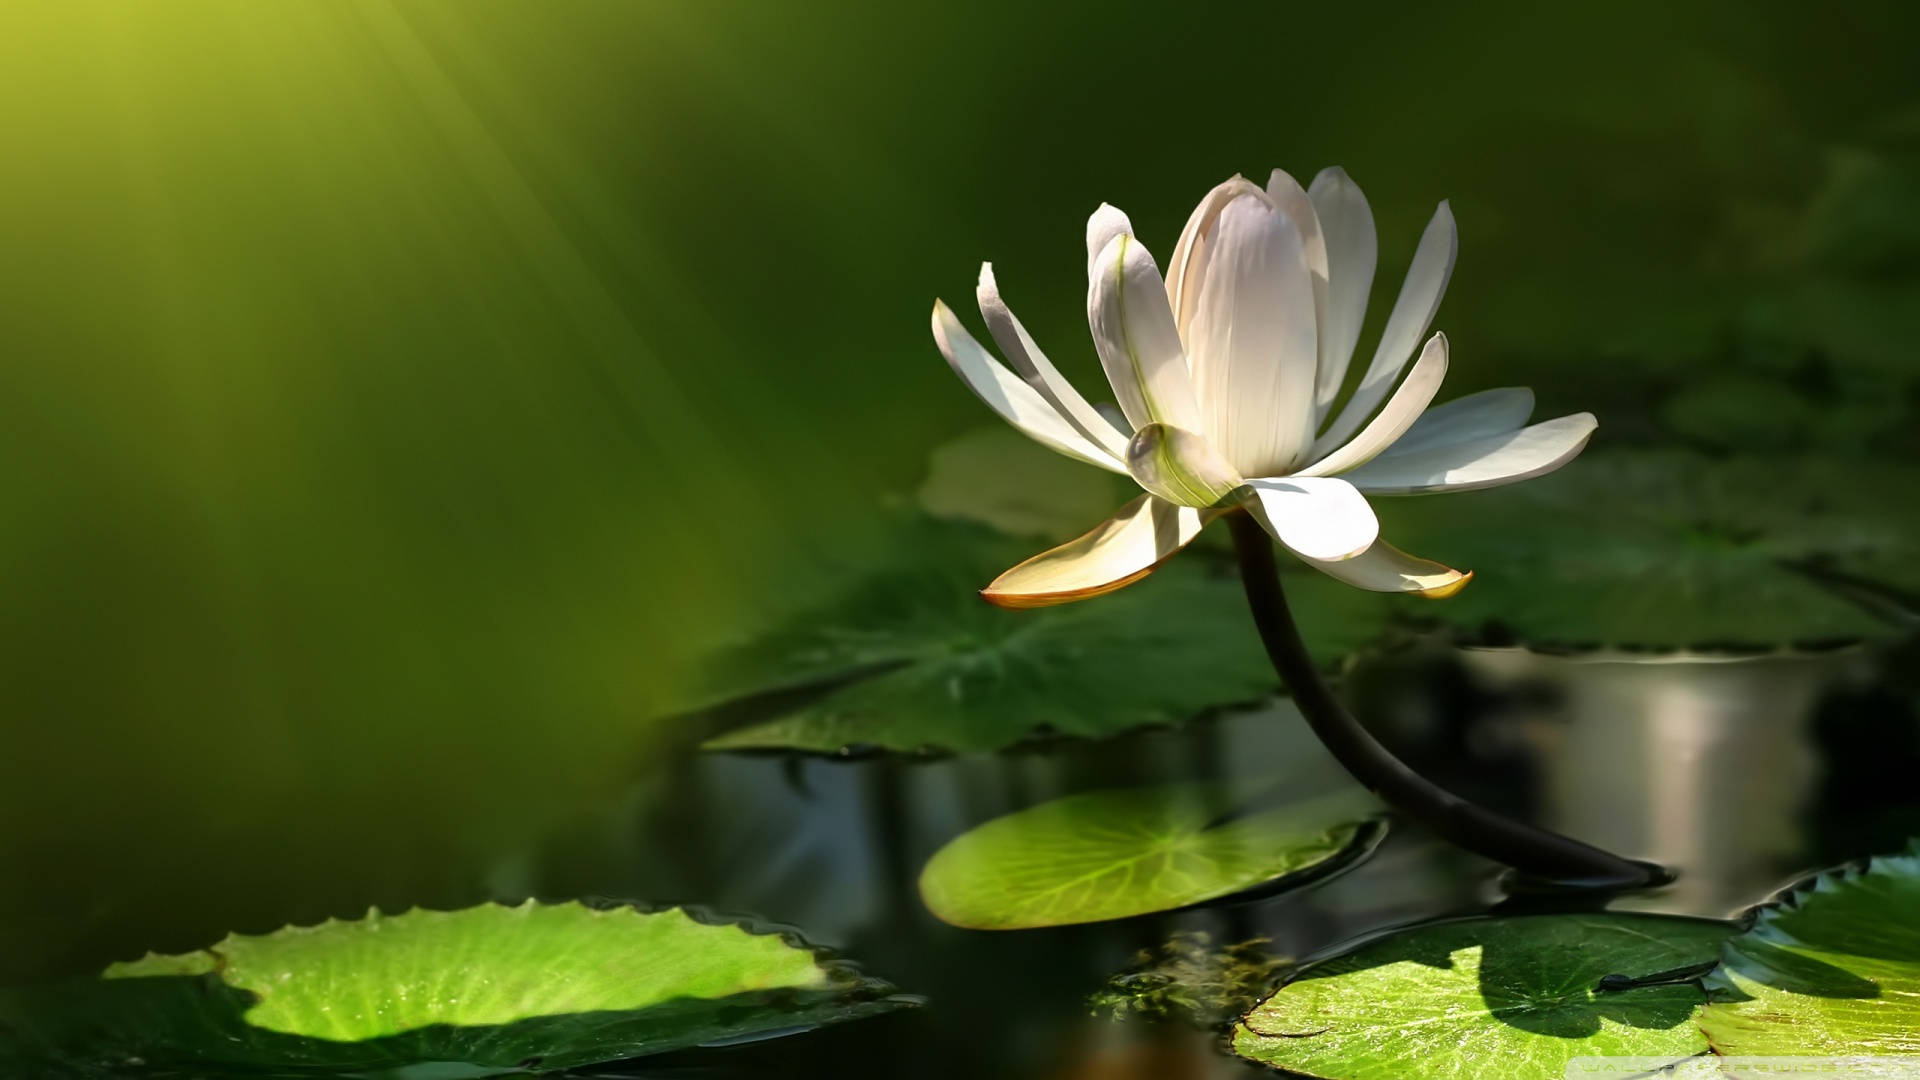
[520,640,1918,1078]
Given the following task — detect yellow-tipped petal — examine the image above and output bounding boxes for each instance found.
[982,494,1218,609]
[1297,538,1471,596]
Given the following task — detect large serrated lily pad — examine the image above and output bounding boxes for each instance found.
[919,782,1381,929]
[0,901,910,1077]
[1374,449,1920,650]
[695,513,1391,754]
[1231,913,1734,1080]
[1697,843,1920,1058]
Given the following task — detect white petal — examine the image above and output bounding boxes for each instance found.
[1316,201,1458,452]
[1243,476,1379,562]
[1165,175,1266,331]
[932,300,1126,472]
[1298,538,1471,596]
[1183,194,1319,476]
[1265,167,1331,402]
[1382,387,1534,458]
[1087,232,1203,433]
[982,494,1218,609]
[977,263,1131,459]
[1125,423,1245,509]
[1307,166,1379,419]
[1302,332,1449,476]
[1086,203,1134,273]
[1341,412,1597,495]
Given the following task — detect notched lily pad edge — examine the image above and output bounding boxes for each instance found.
[696,684,1296,760]
[695,623,1432,759]
[1721,837,1920,932]
[107,896,920,1008]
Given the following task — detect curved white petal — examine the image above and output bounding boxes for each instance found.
[982,494,1218,609]
[1183,193,1319,476]
[1303,332,1449,476]
[1382,387,1534,458]
[1265,167,1331,401]
[1087,232,1203,433]
[1165,175,1266,332]
[932,300,1126,472]
[1298,538,1471,596]
[977,263,1131,459]
[1086,203,1134,274]
[1342,412,1597,495]
[1307,166,1379,419]
[1316,201,1458,451]
[1126,423,1245,509]
[1243,476,1379,562]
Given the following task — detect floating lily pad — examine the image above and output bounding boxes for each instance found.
[1374,449,1920,649]
[0,901,910,1077]
[1232,913,1734,1080]
[697,513,1392,754]
[1697,843,1920,1058]
[1661,370,1906,457]
[917,427,1127,541]
[919,782,1381,929]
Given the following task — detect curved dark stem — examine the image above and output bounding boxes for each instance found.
[1225,511,1668,892]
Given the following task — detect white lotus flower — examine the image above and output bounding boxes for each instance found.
[932,168,1596,609]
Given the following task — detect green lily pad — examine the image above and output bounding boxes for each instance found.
[0,901,911,1077]
[696,513,1392,754]
[919,782,1381,929]
[1232,913,1734,1080]
[1661,370,1907,458]
[1697,843,1920,1058]
[917,426,1128,541]
[1374,449,1920,650]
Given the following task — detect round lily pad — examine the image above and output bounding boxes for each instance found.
[1373,448,1920,650]
[1232,913,1734,1080]
[0,901,910,1077]
[1698,843,1920,1057]
[919,782,1381,929]
[695,513,1392,754]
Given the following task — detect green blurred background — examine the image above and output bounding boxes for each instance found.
[3,0,1917,980]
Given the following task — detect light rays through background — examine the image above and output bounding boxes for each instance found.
[1,0,1917,979]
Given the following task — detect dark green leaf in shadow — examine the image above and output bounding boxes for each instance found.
[696,513,1392,754]
[1698,842,1920,1057]
[1375,449,1920,650]
[918,781,1382,929]
[1231,913,1733,1080]
[0,901,911,1077]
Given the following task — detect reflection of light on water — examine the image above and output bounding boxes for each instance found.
[1465,649,1856,914]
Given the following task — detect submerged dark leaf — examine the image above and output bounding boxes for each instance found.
[1376,449,1920,649]
[695,513,1392,754]
[1090,931,1290,1027]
